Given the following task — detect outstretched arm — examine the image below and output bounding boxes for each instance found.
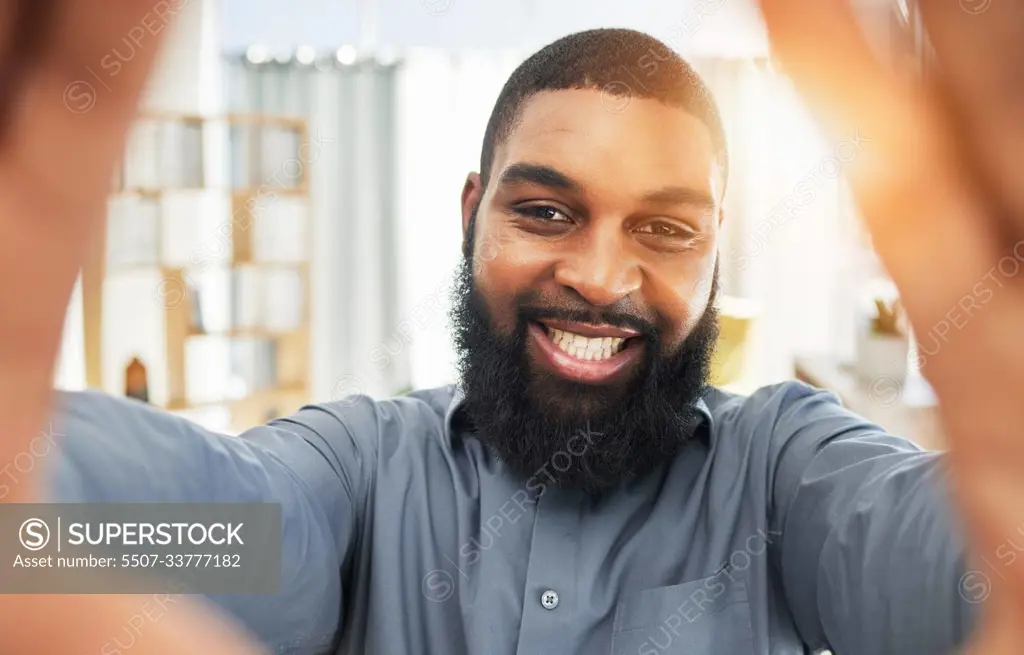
[769,384,974,653]
[48,391,352,653]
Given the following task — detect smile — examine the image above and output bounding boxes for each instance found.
[545,327,628,361]
[527,319,644,384]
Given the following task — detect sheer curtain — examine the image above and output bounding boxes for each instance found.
[395,52,859,391]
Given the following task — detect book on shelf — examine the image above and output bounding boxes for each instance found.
[229,123,256,190]
[230,266,264,329]
[122,118,204,190]
[252,197,308,262]
[162,120,205,188]
[263,268,304,333]
[106,196,161,267]
[229,266,304,333]
[259,125,302,189]
[187,278,205,333]
[229,339,278,393]
[182,335,233,405]
[123,120,161,190]
[230,123,302,190]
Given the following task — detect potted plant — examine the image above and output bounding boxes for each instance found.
[854,296,909,383]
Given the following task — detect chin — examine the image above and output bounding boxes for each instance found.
[524,366,635,420]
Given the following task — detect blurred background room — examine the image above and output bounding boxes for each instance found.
[54,0,941,447]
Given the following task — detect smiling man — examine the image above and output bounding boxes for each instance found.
[46,28,975,655]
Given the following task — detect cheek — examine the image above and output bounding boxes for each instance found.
[652,270,716,350]
[472,254,531,335]
[684,272,715,309]
[472,222,553,316]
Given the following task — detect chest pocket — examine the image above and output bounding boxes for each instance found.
[610,576,754,655]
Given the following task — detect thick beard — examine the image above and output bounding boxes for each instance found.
[450,253,719,494]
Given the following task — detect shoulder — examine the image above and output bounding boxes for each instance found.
[701,381,929,503]
[698,380,892,479]
[287,385,459,461]
[703,380,849,446]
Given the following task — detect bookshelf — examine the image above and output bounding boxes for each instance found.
[83,111,313,433]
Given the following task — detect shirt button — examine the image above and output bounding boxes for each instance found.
[540,589,559,610]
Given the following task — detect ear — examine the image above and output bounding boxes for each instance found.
[461,172,483,239]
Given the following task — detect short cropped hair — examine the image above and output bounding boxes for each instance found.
[478,28,728,191]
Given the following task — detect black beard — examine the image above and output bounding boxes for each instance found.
[449,249,719,494]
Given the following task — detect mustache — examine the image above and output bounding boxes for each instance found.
[517,303,660,340]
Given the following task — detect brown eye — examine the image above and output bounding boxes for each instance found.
[636,221,688,237]
[514,205,570,222]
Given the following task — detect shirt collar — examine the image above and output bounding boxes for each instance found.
[443,384,716,447]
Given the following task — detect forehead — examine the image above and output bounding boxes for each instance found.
[493,88,720,197]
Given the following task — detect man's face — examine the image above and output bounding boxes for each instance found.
[453,88,723,491]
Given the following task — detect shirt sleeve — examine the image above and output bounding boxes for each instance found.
[45,390,373,655]
[766,382,977,654]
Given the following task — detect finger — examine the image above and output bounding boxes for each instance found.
[757,0,1001,336]
[917,0,1024,241]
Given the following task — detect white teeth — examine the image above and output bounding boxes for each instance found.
[545,326,629,362]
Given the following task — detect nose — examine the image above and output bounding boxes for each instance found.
[553,225,642,307]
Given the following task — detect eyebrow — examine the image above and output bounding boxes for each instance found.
[496,162,717,211]
[641,186,716,211]
[496,163,582,193]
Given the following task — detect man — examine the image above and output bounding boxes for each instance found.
[35,26,972,654]
[2,1,1024,654]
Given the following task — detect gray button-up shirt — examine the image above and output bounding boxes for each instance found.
[48,381,975,654]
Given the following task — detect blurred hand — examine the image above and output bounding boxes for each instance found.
[0,1,260,652]
[757,0,1024,652]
